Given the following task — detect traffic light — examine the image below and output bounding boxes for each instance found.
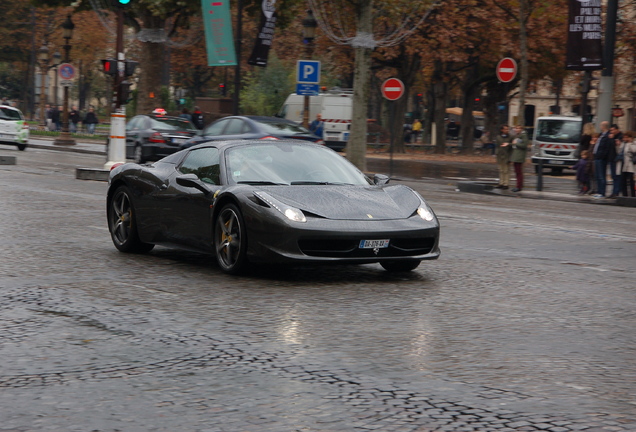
[101,59,117,75]
[124,60,138,77]
[118,80,133,105]
[112,0,132,7]
[219,83,226,96]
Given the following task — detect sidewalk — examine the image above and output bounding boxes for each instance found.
[22,137,636,207]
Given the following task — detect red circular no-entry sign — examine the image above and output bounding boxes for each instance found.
[381,78,405,101]
[496,58,517,83]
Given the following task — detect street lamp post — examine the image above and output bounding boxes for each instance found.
[54,15,76,146]
[53,51,61,106]
[632,79,636,131]
[301,10,317,129]
[37,45,50,127]
[37,45,62,127]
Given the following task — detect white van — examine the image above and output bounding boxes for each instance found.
[0,105,29,151]
[531,115,581,174]
[277,89,353,151]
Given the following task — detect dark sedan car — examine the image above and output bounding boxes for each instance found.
[107,140,440,275]
[125,114,199,163]
[181,115,322,149]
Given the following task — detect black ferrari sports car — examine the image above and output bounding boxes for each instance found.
[107,140,440,274]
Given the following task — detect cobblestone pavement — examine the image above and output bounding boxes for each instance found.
[1,148,635,431]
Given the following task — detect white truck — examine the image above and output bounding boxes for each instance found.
[531,115,582,174]
[277,89,353,151]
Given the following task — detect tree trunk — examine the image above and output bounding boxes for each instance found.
[433,61,447,154]
[347,0,373,171]
[516,0,529,126]
[136,13,167,115]
[460,60,481,153]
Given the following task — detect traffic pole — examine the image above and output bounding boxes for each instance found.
[104,6,126,170]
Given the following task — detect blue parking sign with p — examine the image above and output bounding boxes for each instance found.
[297,60,320,84]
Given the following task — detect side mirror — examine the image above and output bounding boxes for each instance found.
[176,173,211,195]
[373,174,390,185]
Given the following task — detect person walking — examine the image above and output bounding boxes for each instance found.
[179,107,192,122]
[578,122,596,156]
[618,131,636,197]
[411,119,422,143]
[510,125,529,192]
[69,106,80,133]
[608,124,622,198]
[83,107,99,135]
[593,121,613,198]
[495,124,513,189]
[50,105,60,131]
[191,106,204,130]
[309,113,324,139]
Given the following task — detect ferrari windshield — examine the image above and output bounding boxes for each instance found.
[226,143,370,186]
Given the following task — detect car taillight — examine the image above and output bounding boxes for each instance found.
[110,163,123,171]
[259,136,280,140]
[22,123,29,130]
[149,132,165,143]
[316,140,325,145]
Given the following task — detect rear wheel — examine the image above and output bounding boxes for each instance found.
[380,259,420,272]
[551,167,563,175]
[214,204,248,274]
[17,143,27,151]
[108,186,154,253]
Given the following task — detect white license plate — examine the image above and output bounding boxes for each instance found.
[0,133,12,139]
[326,136,339,141]
[550,160,565,165]
[172,138,186,144]
[359,239,390,249]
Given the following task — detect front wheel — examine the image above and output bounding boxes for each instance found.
[214,204,248,274]
[108,186,154,253]
[380,259,420,272]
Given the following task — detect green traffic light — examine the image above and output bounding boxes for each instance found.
[119,0,131,4]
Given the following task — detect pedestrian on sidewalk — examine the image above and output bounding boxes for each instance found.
[495,124,513,189]
[69,106,80,133]
[619,131,636,197]
[593,121,612,198]
[571,150,592,194]
[510,125,528,192]
[83,107,99,135]
[608,124,622,198]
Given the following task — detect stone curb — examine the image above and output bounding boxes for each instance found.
[457,181,636,207]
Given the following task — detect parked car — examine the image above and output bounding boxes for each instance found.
[180,115,322,149]
[0,105,29,151]
[107,140,440,275]
[125,114,199,163]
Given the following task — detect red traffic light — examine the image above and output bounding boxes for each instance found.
[101,59,117,76]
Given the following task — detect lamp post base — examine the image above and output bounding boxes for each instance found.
[53,132,76,146]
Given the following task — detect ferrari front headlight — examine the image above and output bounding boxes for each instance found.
[254,191,307,223]
[417,206,435,221]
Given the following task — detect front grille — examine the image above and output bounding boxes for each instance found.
[298,237,436,258]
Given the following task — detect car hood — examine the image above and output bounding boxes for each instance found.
[262,185,421,220]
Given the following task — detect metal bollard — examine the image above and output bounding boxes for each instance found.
[536,159,543,191]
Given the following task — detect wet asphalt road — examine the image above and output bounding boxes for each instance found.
[0,146,635,432]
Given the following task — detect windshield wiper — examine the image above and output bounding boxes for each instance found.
[236,181,288,185]
[290,181,353,185]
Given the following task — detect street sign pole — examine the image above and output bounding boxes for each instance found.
[104,6,126,170]
[381,78,405,179]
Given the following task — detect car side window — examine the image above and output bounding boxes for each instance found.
[223,119,247,135]
[203,120,228,137]
[179,147,221,185]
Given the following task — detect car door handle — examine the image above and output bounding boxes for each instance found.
[159,183,168,190]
